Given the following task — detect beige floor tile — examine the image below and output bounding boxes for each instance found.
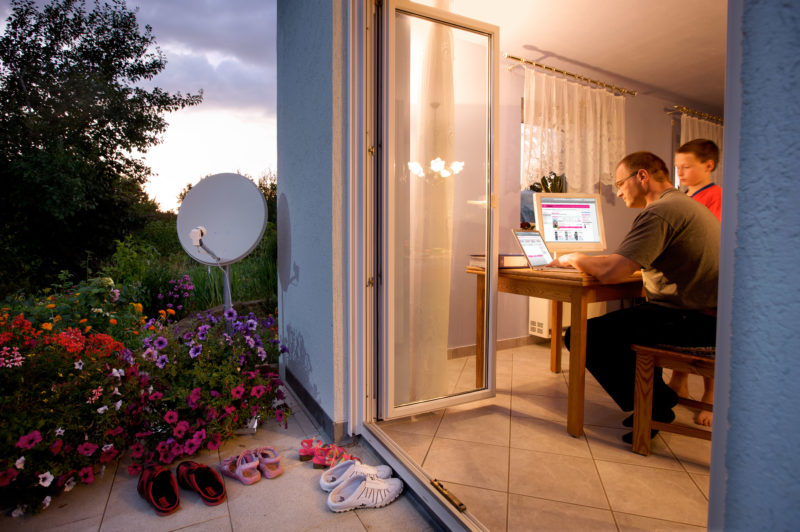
[507,448,608,509]
[584,425,683,471]
[423,438,509,492]
[507,493,616,531]
[447,356,469,394]
[378,410,445,437]
[175,516,233,532]
[380,428,434,466]
[511,367,569,397]
[445,482,508,532]
[595,460,708,527]
[437,398,510,447]
[509,416,592,458]
[690,473,710,499]
[510,393,568,421]
[614,511,707,531]
[660,432,711,475]
[583,398,629,428]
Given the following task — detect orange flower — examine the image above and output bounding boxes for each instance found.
[84,325,92,333]
[79,318,88,324]
[46,304,56,309]
[131,303,143,314]
[109,318,117,325]
[53,315,62,323]
[166,309,175,316]
[41,322,53,331]
[158,310,167,318]
[132,331,139,335]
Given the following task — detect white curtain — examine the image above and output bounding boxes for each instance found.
[680,114,724,187]
[522,69,626,193]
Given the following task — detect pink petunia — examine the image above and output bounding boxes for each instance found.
[0,468,19,487]
[275,410,285,424]
[250,385,266,398]
[129,443,144,459]
[134,430,153,438]
[156,441,170,453]
[230,385,245,399]
[173,420,190,439]
[16,430,42,450]
[183,439,201,455]
[206,433,222,450]
[100,449,119,464]
[106,426,124,437]
[187,387,202,409]
[78,466,94,484]
[149,391,163,401]
[164,410,179,424]
[77,442,99,456]
[192,428,206,443]
[127,463,142,476]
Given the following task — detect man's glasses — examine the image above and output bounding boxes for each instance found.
[615,171,638,189]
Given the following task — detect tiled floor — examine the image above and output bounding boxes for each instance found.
[379,342,712,531]
[1,391,436,532]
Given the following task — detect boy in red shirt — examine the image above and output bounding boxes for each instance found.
[670,138,721,426]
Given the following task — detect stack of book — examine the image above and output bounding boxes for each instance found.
[468,254,527,269]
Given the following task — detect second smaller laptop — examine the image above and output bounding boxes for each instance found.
[512,230,575,271]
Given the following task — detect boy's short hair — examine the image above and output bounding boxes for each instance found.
[618,151,671,182]
[677,139,720,169]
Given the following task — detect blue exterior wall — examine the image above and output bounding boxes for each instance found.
[277,0,339,433]
[712,0,800,528]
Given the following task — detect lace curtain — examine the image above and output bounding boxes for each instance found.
[521,69,626,193]
[680,114,724,187]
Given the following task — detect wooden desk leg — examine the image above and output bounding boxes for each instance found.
[632,352,655,455]
[567,293,588,437]
[475,273,485,388]
[550,300,563,373]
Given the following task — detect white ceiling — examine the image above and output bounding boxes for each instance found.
[450,0,727,115]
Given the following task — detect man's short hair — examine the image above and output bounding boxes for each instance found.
[677,139,720,170]
[618,152,671,182]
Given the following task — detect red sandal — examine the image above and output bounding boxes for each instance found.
[177,461,226,506]
[137,466,180,516]
[298,438,325,461]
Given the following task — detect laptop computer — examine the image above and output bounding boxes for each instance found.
[512,229,577,271]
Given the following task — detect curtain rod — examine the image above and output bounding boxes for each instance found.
[670,105,723,124]
[504,53,638,96]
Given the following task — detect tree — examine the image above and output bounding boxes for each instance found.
[0,0,202,296]
[257,169,277,224]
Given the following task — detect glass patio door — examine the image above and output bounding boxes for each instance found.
[379,0,499,419]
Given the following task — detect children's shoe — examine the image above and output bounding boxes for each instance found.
[312,445,357,469]
[176,461,227,506]
[320,460,392,492]
[220,450,261,485]
[254,446,283,479]
[298,438,325,461]
[137,466,180,516]
[327,474,403,512]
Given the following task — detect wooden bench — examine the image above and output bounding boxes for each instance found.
[631,344,715,456]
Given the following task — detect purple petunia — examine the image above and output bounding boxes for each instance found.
[154,336,168,350]
[224,308,237,321]
[189,345,202,358]
[155,354,169,369]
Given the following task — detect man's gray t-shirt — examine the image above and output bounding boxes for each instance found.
[615,188,720,310]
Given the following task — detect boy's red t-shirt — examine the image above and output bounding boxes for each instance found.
[690,183,722,221]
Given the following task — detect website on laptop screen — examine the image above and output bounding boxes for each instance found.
[539,196,602,243]
[514,231,553,267]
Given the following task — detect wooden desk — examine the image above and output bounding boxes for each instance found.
[468,266,643,437]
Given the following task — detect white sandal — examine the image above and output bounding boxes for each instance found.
[327,474,403,512]
[319,459,392,492]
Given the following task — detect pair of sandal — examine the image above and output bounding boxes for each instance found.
[298,438,358,469]
[220,446,283,484]
[138,462,226,516]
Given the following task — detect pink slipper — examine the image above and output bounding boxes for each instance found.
[255,446,283,479]
[220,450,261,485]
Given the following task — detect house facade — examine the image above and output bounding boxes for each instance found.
[277,1,800,528]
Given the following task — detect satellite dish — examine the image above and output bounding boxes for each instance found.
[177,173,267,317]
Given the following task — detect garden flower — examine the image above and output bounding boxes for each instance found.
[275,409,285,424]
[41,322,53,330]
[187,387,202,408]
[77,442,98,456]
[63,476,77,492]
[130,443,144,458]
[251,385,266,398]
[164,410,179,424]
[149,391,163,401]
[16,430,42,450]
[127,463,142,476]
[97,405,108,414]
[109,289,120,302]
[106,426,124,437]
[100,449,119,464]
[113,400,122,410]
[38,471,54,487]
[154,336,168,350]
[183,439,201,455]
[109,318,117,325]
[42,496,52,509]
[224,308,237,321]
[173,420,190,438]
[0,468,19,487]
[231,385,245,399]
[15,456,24,469]
[55,427,64,436]
[78,466,94,484]
[49,439,63,455]
[189,344,202,358]
[111,368,125,378]
[46,303,56,309]
[207,433,222,450]
[246,319,258,331]
[74,359,84,370]
[156,354,169,368]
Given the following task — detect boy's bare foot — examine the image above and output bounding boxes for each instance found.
[695,389,714,427]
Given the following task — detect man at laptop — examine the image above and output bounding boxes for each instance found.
[548,151,720,441]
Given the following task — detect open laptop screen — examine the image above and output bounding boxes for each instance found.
[513,230,553,267]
